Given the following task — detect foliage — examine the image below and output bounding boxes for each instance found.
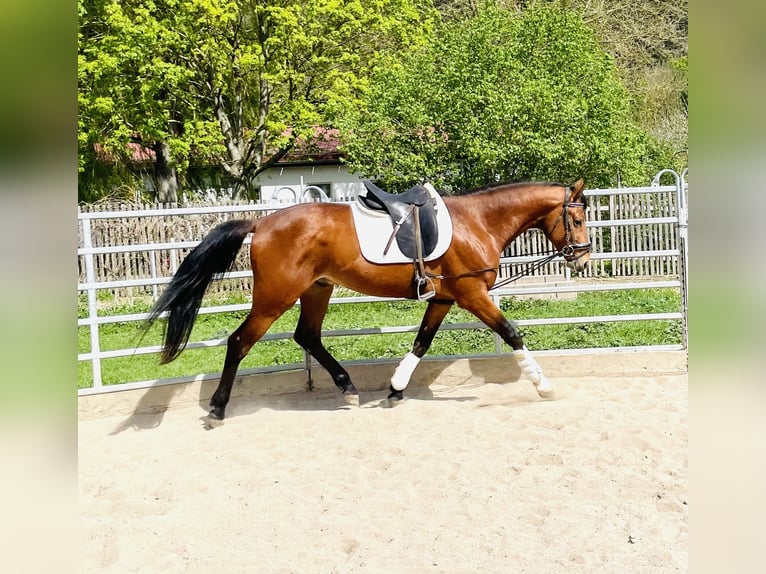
[459,0,689,163]
[337,4,665,192]
[78,0,437,201]
[556,0,687,165]
[77,157,149,204]
[78,0,227,201]
[78,0,686,202]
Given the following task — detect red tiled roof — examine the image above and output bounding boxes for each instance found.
[94,142,155,163]
[280,127,342,162]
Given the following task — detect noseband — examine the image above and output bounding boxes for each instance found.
[555,186,592,262]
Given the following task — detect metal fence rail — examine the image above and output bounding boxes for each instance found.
[77,170,688,396]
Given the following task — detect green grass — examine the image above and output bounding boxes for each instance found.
[78,288,682,389]
[500,288,683,350]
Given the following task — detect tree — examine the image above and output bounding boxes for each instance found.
[205,0,437,197]
[337,4,664,192]
[78,0,436,201]
[78,0,223,202]
[571,0,687,162]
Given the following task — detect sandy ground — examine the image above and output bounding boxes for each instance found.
[79,357,687,573]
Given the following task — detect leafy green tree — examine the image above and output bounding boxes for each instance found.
[571,0,687,165]
[79,0,225,202]
[338,4,664,192]
[79,0,436,202]
[206,0,435,197]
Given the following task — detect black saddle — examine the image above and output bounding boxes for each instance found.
[358,180,439,259]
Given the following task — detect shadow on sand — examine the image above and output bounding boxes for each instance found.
[108,355,531,434]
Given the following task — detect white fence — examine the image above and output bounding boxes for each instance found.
[77,170,688,396]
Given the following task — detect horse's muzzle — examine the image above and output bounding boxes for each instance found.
[566,257,589,274]
[561,243,591,274]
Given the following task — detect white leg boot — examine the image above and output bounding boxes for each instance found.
[512,346,554,398]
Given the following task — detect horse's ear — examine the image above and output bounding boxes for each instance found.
[570,178,585,200]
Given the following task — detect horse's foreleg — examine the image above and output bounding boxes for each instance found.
[458,293,553,398]
[384,299,454,406]
[294,281,359,402]
[510,346,554,397]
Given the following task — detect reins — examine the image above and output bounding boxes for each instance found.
[489,251,562,290]
[421,185,592,291]
[422,247,567,291]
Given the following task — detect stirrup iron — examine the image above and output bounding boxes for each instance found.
[416,275,436,300]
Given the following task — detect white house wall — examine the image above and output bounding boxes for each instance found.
[254,164,366,203]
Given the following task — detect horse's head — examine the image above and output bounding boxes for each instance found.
[540,179,592,274]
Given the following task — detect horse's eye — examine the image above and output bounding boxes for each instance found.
[573,219,583,227]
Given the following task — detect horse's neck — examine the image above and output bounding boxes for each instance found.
[467,184,561,250]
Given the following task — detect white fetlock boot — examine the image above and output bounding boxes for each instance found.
[513,346,554,399]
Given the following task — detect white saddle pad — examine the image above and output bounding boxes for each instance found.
[349,185,453,265]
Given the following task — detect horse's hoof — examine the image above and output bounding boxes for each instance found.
[536,388,555,400]
[380,397,404,409]
[203,410,225,429]
[343,393,360,407]
[534,375,555,400]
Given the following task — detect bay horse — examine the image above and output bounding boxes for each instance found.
[145,179,591,425]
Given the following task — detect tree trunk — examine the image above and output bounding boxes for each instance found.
[153,140,179,204]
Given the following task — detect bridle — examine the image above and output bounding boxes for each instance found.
[553,185,592,264]
[422,185,592,290]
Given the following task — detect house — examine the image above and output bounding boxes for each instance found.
[93,128,367,203]
[253,128,366,203]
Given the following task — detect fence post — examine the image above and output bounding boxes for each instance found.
[81,217,103,389]
[677,170,689,349]
[149,249,158,301]
[170,238,178,274]
[304,349,313,391]
[492,293,503,353]
[653,169,689,349]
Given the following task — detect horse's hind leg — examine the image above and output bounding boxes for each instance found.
[208,302,291,425]
[383,299,454,406]
[457,291,554,398]
[294,281,359,402]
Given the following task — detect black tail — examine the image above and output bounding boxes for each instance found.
[145,219,255,364]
